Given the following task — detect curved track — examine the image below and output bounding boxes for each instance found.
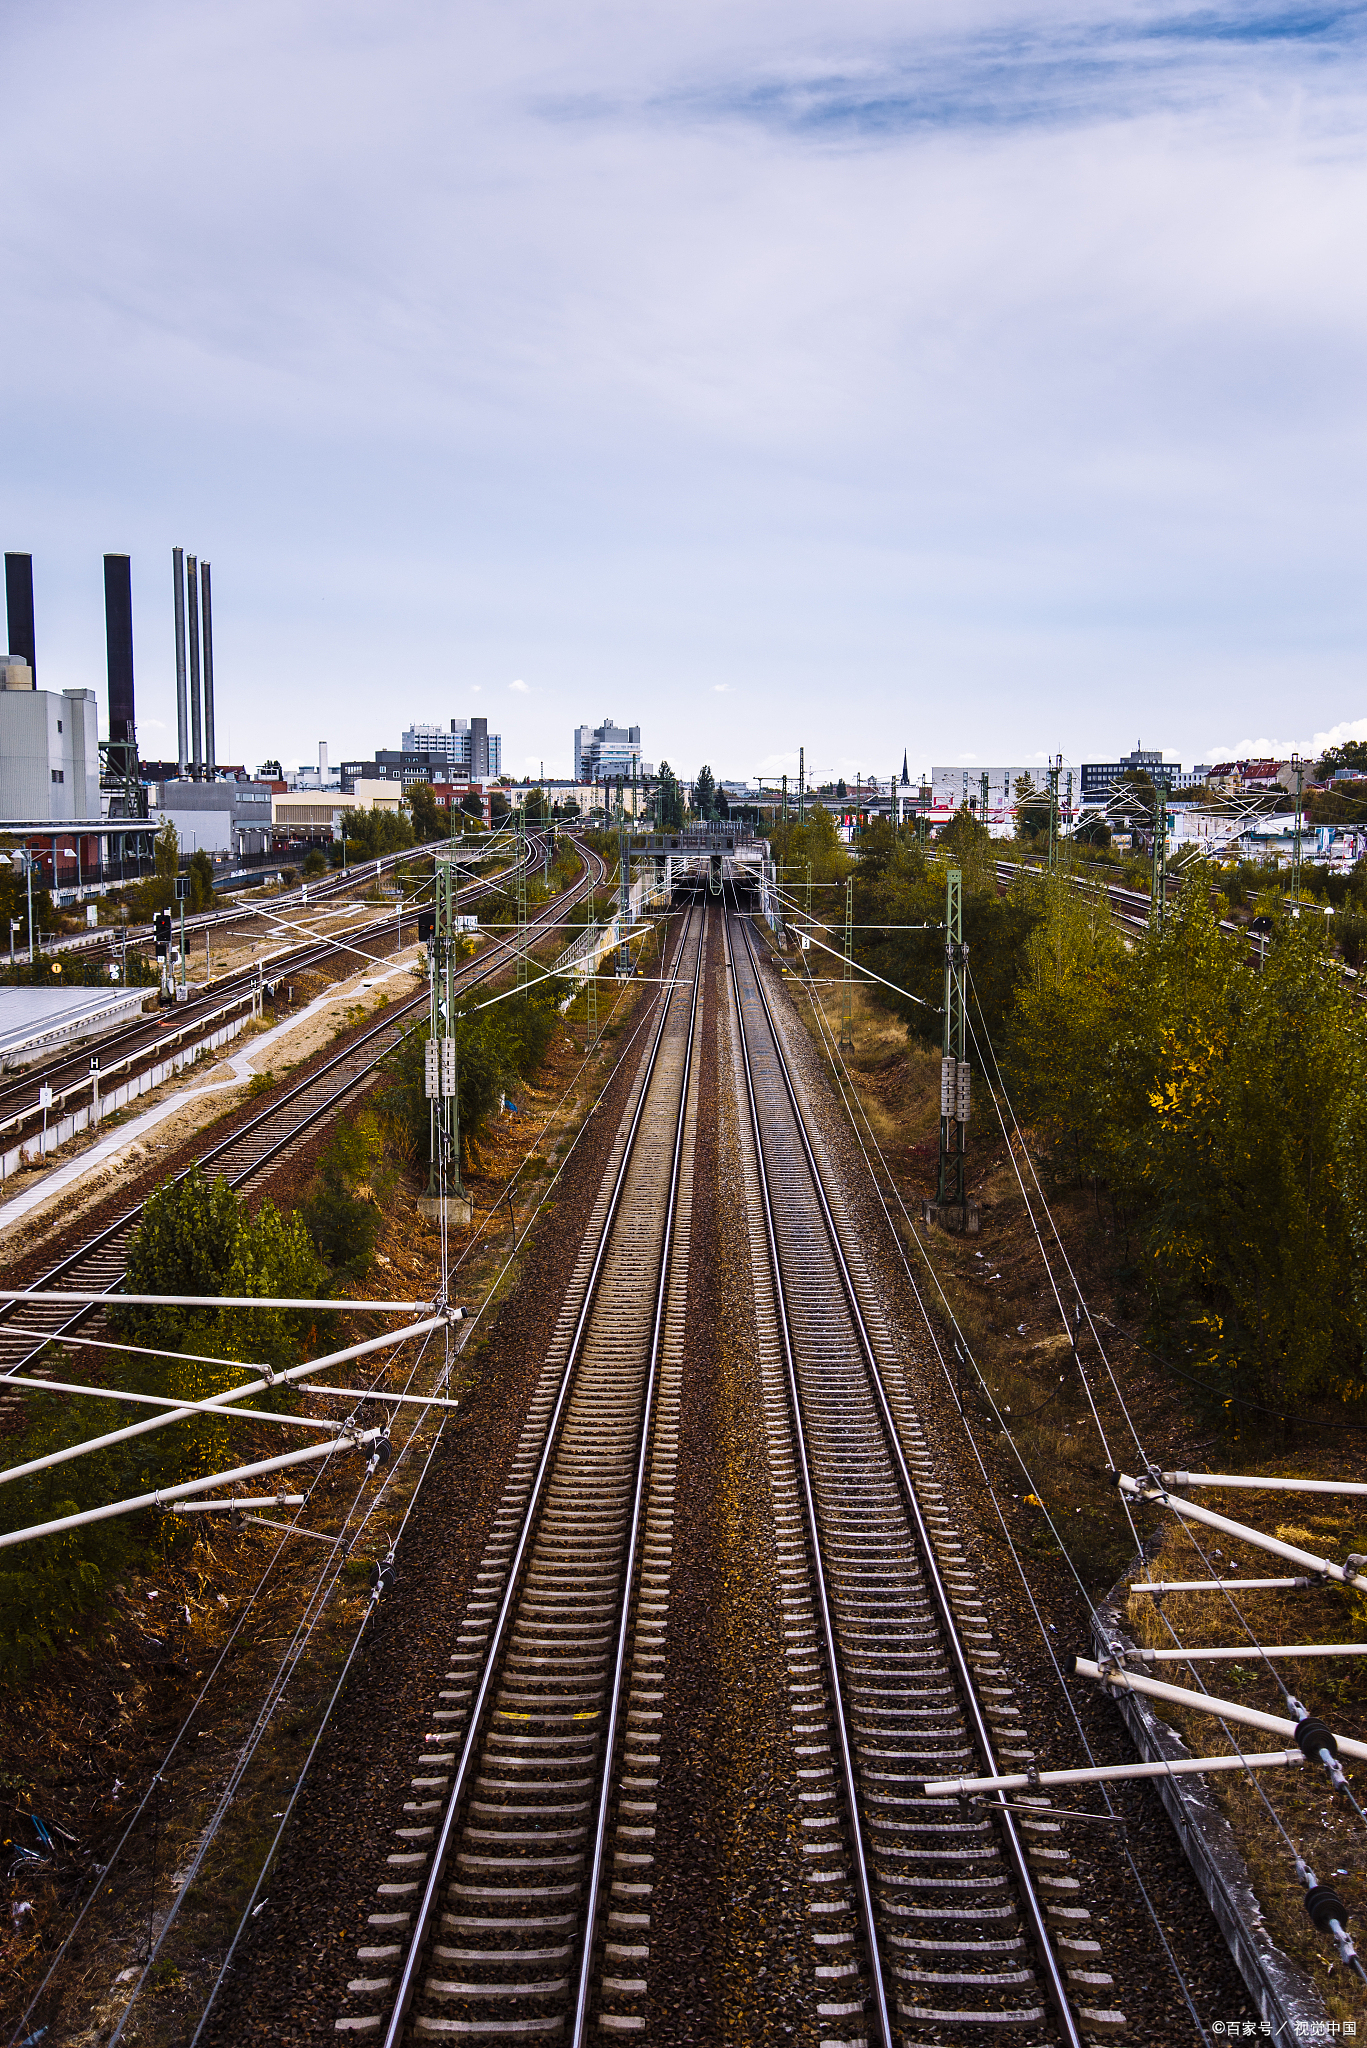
[0,835,546,1136]
[725,904,1083,2047]
[331,901,705,2043]
[0,840,604,1386]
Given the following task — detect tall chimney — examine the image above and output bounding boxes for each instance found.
[103,554,136,750]
[200,560,216,778]
[4,553,35,680]
[187,552,202,779]
[173,547,188,777]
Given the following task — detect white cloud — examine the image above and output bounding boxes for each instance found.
[2,2,1363,775]
[509,678,529,693]
[1204,719,1367,760]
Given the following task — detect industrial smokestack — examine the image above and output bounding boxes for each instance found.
[173,547,188,777]
[200,560,216,778]
[4,554,35,680]
[103,554,136,750]
[187,551,202,779]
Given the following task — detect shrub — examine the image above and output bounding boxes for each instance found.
[305,1113,390,1275]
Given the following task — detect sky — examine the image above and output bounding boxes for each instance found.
[1,0,1365,787]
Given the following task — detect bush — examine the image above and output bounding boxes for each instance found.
[303,848,327,878]
[380,985,563,1167]
[304,1113,389,1274]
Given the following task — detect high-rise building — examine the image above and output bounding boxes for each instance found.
[575,717,642,784]
[399,716,501,780]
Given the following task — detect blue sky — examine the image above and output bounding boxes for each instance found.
[1,0,1364,785]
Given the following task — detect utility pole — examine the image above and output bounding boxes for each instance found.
[617,782,631,977]
[1150,778,1168,928]
[1047,758,1061,873]
[799,747,805,825]
[980,771,989,828]
[175,874,189,997]
[1065,770,1074,870]
[934,867,972,1229]
[782,772,788,823]
[839,874,854,1052]
[514,801,529,993]
[1292,752,1304,905]
[423,857,465,1218]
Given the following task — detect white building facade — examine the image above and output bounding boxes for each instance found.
[0,665,100,823]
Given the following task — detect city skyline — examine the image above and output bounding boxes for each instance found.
[1,2,1363,782]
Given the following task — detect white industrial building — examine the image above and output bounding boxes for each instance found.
[0,657,101,823]
[150,778,275,857]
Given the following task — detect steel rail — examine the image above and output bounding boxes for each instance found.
[732,906,1084,2048]
[380,899,700,2048]
[723,908,894,2048]
[0,834,545,1127]
[570,884,703,2046]
[0,842,606,1383]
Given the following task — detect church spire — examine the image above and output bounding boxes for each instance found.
[900,749,910,787]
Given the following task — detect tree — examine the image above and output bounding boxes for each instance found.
[304,1113,389,1275]
[407,782,447,842]
[339,805,414,859]
[657,762,685,830]
[189,846,216,910]
[120,1164,328,1374]
[148,817,179,912]
[693,764,716,821]
[1317,741,1367,780]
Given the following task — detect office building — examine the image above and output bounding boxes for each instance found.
[400,717,501,780]
[574,718,642,784]
[1080,749,1212,804]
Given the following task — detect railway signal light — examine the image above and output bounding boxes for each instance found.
[153,911,172,958]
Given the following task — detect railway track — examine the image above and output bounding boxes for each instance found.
[724,903,1094,2047]
[0,840,604,1392]
[0,835,546,1139]
[333,900,705,2042]
[326,898,1111,2046]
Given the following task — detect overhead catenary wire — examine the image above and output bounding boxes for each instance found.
[960,957,1367,1878]
[784,918,1220,2040]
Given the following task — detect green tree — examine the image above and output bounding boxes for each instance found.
[692,764,716,821]
[657,762,685,830]
[407,782,447,841]
[339,804,415,859]
[144,816,180,911]
[1317,741,1367,779]
[304,1113,389,1274]
[189,846,215,910]
[120,1164,328,1371]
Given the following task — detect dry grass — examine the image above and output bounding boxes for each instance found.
[781,953,1367,2018]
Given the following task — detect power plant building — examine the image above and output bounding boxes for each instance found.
[0,663,100,822]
